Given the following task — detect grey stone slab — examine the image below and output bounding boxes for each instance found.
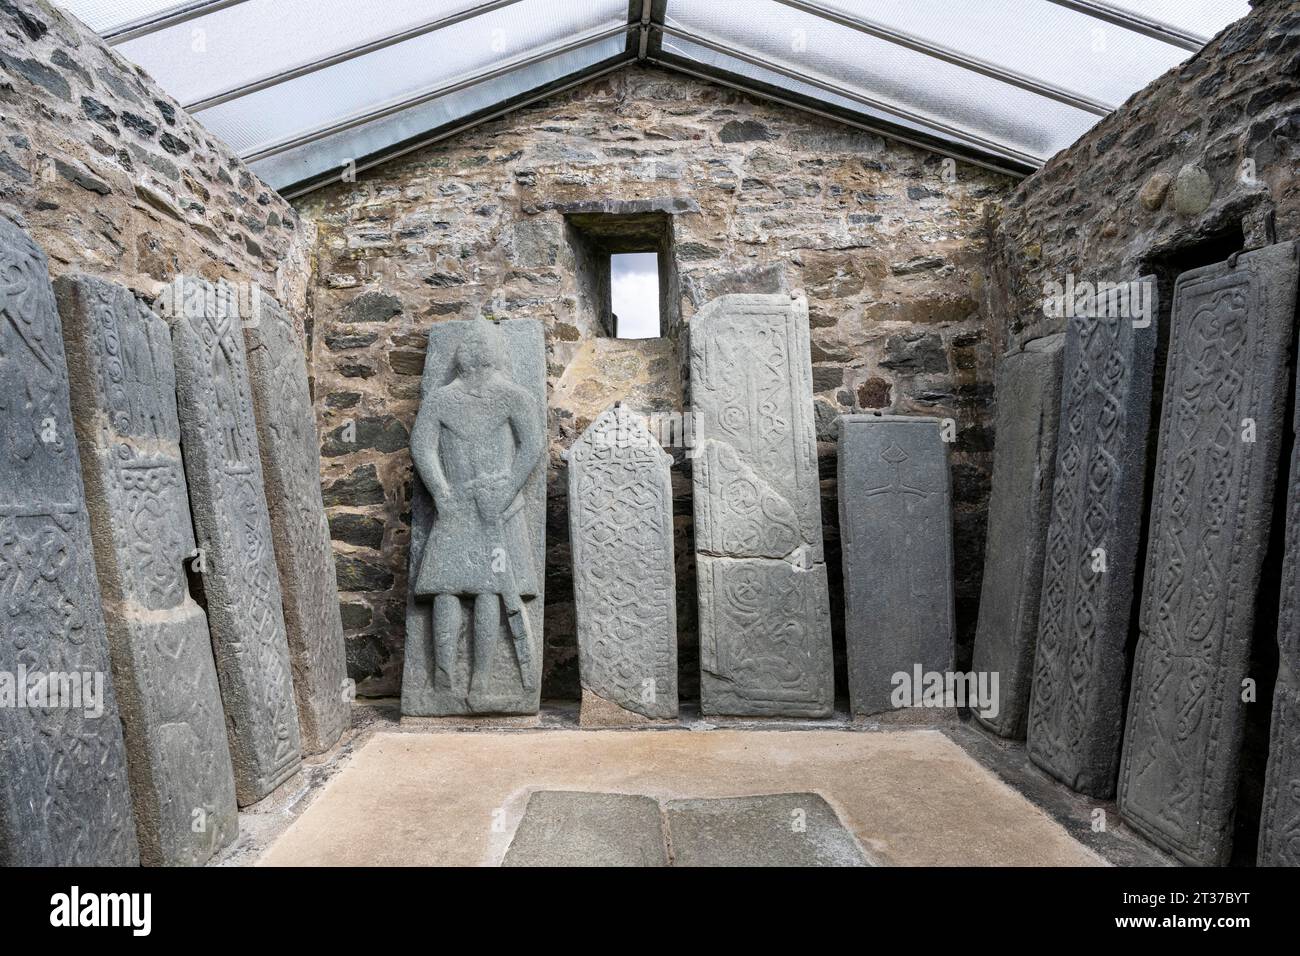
[1260,256,1300,867]
[58,274,238,866]
[245,295,349,755]
[568,405,677,722]
[503,791,668,866]
[403,318,547,716]
[0,218,139,866]
[689,293,833,717]
[1119,242,1298,866]
[165,277,302,805]
[972,333,1065,739]
[838,415,955,718]
[1027,280,1159,797]
[664,793,870,866]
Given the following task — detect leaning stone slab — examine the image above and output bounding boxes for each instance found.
[971,333,1064,739]
[1260,261,1300,867]
[690,293,833,717]
[568,405,677,724]
[244,294,349,755]
[1119,242,1297,866]
[664,794,870,866]
[58,274,239,866]
[403,318,547,716]
[838,415,955,717]
[503,791,668,866]
[1027,280,1158,797]
[0,219,139,865]
[165,277,302,805]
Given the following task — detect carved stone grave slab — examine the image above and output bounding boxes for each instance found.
[1027,279,1158,797]
[972,333,1064,739]
[403,318,547,716]
[0,218,138,865]
[245,294,349,754]
[689,293,833,718]
[838,415,954,718]
[1261,323,1300,867]
[58,274,238,865]
[1119,242,1297,866]
[166,276,302,805]
[568,405,677,724]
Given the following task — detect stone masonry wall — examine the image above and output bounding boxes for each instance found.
[0,0,312,316]
[296,65,1018,700]
[984,0,1298,354]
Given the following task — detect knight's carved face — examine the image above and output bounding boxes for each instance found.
[455,321,503,374]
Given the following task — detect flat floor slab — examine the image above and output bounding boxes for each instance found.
[665,793,868,866]
[503,791,668,867]
[255,729,1108,866]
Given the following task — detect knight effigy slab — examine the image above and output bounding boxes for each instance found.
[1261,326,1300,866]
[403,317,547,716]
[57,274,238,865]
[166,276,302,805]
[1119,242,1298,866]
[568,405,677,724]
[689,293,833,718]
[838,415,954,718]
[245,294,350,755]
[0,218,139,865]
[1028,279,1159,797]
[971,333,1064,739]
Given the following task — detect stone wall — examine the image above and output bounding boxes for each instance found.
[0,0,311,315]
[984,0,1298,354]
[298,65,1016,700]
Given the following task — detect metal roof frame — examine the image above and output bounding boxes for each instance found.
[67,0,1234,196]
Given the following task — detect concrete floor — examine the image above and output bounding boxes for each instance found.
[253,724,1110,866]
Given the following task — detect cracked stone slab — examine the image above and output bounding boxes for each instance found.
[0,218,139,865]
[972,333,1064,739]
[1028,280,1159,796]
[503,791,668,867]
[569,405,677,723]
[165,276,302,805]
[838,415,955,718]
[245,294,349,755]
[1119,242,1297,866]
[58,273,238,866]
[689,293,832,717]
[665,793,870,866]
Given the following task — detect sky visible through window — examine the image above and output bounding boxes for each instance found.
[611,252,660,338]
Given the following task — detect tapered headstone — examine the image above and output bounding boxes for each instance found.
[165,277,302,805]
[1027,279,1158,796]
[1119,242,1297,866]
[58,274,238,865]
[838,415,954,717]
[1260,268,1300,867]
[403,318,547,716]
[0,218,138,865]
[971,333,1064,738]
[245,295,349,754]
[568,405,677,724]
[690,293,833,718]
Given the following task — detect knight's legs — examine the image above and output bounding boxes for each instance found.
[432,593,461,689]
[469,592,501,697]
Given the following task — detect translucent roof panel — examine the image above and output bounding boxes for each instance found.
[193,0,628,158]
[53,0,1252,192]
